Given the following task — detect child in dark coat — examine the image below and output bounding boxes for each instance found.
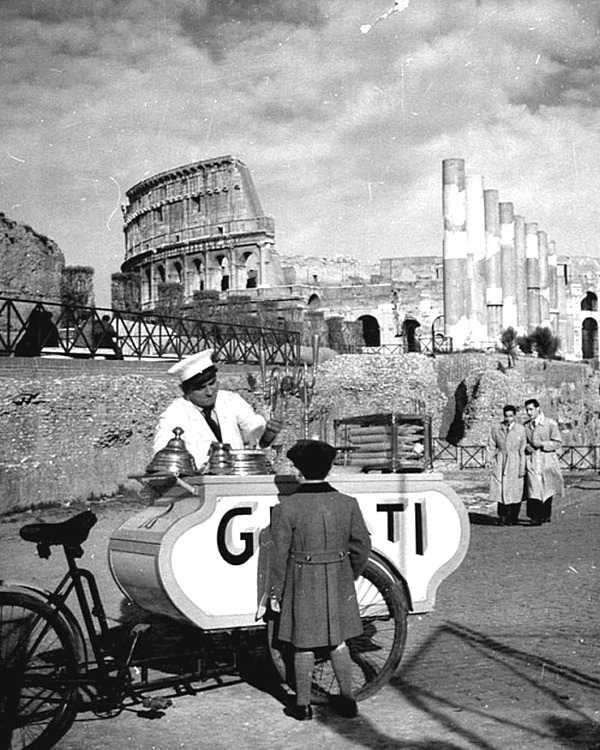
[268,440,371,720]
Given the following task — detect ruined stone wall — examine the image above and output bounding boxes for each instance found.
[0,212,65,302]
[0,360,269,513]
[435,353,600,445]
[0,353,596,514]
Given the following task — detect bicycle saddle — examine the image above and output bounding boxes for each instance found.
[20,510,97,558]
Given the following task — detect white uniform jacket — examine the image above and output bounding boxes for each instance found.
[153,390,266,470]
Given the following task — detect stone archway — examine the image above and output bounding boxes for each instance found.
[240,251,259,289]
[401,317,422,352]
[141,267,152,307]
[359,314,380,346]
[308,293,321,309]
[189,257,204,294]
[581,292,598,312]
[582,317,598,360]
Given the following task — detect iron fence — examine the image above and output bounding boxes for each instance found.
[338,334,453,357]
[433,439,458,462]
[433,440,600,471]
[559,446,598,471]
[0,296,300,365]
[458,446,487,469]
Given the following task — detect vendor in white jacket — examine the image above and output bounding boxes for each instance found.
[154,349,282,470]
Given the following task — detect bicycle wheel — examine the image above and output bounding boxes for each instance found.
[0,590,80,750]
[268,557,408,702]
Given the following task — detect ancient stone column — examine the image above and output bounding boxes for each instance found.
[499,202,517,330]
[484,189,502,340]
[538,230,551,327]
[548,239,558,327]
[442,159,469,349]
[514,215,527,333]
[556,257,573,356]
[466,174,487,345]
[525,222,541,330]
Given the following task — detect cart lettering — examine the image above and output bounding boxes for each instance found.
[376,503,406,543]
[217,504,259,565]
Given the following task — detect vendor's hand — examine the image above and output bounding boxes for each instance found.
[260,417,283,447]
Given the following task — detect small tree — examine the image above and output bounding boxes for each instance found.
[529,326,561,359]
[499,326,520,368]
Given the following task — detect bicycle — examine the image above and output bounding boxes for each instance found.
[0,509,408,749]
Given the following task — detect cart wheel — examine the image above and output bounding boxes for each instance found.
[0,589,80,750]
[267,557,408,703]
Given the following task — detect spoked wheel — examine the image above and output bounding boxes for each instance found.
[0,589,80,750]
[268,557,408,703]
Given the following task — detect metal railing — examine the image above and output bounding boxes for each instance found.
[433,439,600,471]
[0,296,300,365]
[338,335,453,357]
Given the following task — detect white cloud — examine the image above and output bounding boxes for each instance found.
[1,0,599,305]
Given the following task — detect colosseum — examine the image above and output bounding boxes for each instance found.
[120,155,285,308]
[115,154,600,361]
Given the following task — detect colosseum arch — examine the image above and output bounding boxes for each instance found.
[308,293,321,309]
[582,317,598,360]
[240,250,259,289]
[141,267,152,307]
[205,254,225,291]
[359,314,380,347]
[168,260,183,285]
[220,256,230,291]
[187,257,205,295]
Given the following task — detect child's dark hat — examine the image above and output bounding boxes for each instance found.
[287,440,337,479]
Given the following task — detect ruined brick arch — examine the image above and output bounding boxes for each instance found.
[401,316,422,353]
[359,314,380,347]
[307,293,321,309]
[582,317,598,360]
[581,291,598,312]
[156,264,166,284]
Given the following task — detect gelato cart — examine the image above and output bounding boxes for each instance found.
[108,435,470,701]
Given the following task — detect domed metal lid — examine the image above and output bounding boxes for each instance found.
[146,427,198,476]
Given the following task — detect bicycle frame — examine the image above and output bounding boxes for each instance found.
[2,534,252,716]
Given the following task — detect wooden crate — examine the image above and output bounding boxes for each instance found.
[333,412,433,473]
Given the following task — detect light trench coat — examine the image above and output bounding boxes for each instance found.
[153,390,266,470]
[524,414,564,502]
[486,421,527,505]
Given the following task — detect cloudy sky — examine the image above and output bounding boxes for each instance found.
[1,0,599,306]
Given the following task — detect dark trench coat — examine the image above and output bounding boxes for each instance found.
[267,482,371,649]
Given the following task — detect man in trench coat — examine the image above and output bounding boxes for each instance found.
[523,398,564,525]
[267,439,371,721]
[486,404,527,526]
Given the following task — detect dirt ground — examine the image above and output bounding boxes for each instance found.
[1,468,600,749]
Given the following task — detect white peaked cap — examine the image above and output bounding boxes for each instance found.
[167,349,216,384]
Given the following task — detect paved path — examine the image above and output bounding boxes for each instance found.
[1,472,599,749]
